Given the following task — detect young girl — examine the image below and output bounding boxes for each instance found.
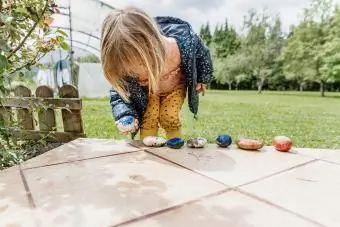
[100,6,213,140]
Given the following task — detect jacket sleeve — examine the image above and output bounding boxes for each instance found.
[109,88,135,121]
[195,34,214,84]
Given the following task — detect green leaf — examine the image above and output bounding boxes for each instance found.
[0,39,10,52]
[4,16,14,24]
[60,42,69,50]
[56,35,64,42]
[14,7,30,16]
[0,55,8,71]
[56,29,68,37]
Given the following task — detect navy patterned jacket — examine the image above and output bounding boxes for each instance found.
[109,16,214,139]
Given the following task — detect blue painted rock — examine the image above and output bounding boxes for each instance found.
[142,136,167,147]
[116,116,135,133]
[187,137,207,148]
[166,137,185,149]
[216,134,232,147]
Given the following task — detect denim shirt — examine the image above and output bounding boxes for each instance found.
[109,16,214,139]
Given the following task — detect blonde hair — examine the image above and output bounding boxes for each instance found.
[100,6,166,102]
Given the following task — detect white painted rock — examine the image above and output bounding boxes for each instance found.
[142,136,167,147]
[187,137,207,148]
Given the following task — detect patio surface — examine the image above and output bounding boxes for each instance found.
[1,138,340,227]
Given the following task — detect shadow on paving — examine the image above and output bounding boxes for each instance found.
[16,151,256,227]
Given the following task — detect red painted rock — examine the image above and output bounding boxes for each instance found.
[236,137,264,151]
[273,136,292,152]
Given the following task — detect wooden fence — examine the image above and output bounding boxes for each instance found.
[0,84,85,143]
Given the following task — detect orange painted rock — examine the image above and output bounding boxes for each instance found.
[236,137,264,150]
[273,136,292,152]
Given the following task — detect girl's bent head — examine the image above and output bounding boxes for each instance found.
[101,6,166,102]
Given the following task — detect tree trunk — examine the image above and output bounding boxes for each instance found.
[320,81,325,97]
[299,83,304,92]
[236,84,239,90]
[257,78,265,94]
[228,82,232,90]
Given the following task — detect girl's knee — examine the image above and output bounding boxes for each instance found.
[159,113,181,130]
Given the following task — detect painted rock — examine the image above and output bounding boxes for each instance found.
[187,137,207,148]
[236,137,264,150]
[166,137,185,149]
[216,134,232,147]
[142,136,167,147]
[116,116,135,133]
[273,136,292,152]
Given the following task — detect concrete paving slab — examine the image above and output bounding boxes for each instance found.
[120,190,321,227]
[0,166,37,227]
[147,144,314,187]
[22,138,140,169]
[242,160,340,227]
[23,151,226,227]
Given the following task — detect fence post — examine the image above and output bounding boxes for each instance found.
[14,85,34,130]
[59,84,83,133]
[35,85,56,131]
[0,108,12,128]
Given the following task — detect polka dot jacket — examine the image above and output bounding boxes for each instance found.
[109,16,214,139]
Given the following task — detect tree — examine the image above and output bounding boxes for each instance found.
[212,19,240,58]
[0,0,68,94]
[214,52,248,90]
[240,8,284,93]
[280,22,313,91]
[280,0,338,96]
[199,22,212,46]
[320,6,340,84]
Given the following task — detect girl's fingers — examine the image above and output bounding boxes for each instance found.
[195,84,202,91]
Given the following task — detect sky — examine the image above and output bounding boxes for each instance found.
[101,0,340,33]
[47,0,340,59]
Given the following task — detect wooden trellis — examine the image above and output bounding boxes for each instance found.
[0,85,85,142]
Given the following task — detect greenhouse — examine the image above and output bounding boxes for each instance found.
[36,0,115,98]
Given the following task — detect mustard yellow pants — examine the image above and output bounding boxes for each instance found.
[140,84,186,139]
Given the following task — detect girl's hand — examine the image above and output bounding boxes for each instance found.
[196,83,206,95]
[121,118,139,135]
[116,116,139,135]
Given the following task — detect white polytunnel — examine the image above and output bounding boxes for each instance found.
[36,0,116,98]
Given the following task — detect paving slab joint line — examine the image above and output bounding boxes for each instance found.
[142,147,319,190]
[110,187,233,227]
[19,164,37,209]
[133,150,327,227]
[234,159,319,188]
[319,159,340,166]
[143,148,229,187]
[22,150,140,170]
[234,188,328,227]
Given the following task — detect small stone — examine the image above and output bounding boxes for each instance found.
[187,137,207,148]
[236,137,264,150]
[166,137,185,149]
[216,134,232,147]
[142,136,167,147]
[273,136,292,152]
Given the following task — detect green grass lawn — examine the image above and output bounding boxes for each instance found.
[82,90,340,149]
